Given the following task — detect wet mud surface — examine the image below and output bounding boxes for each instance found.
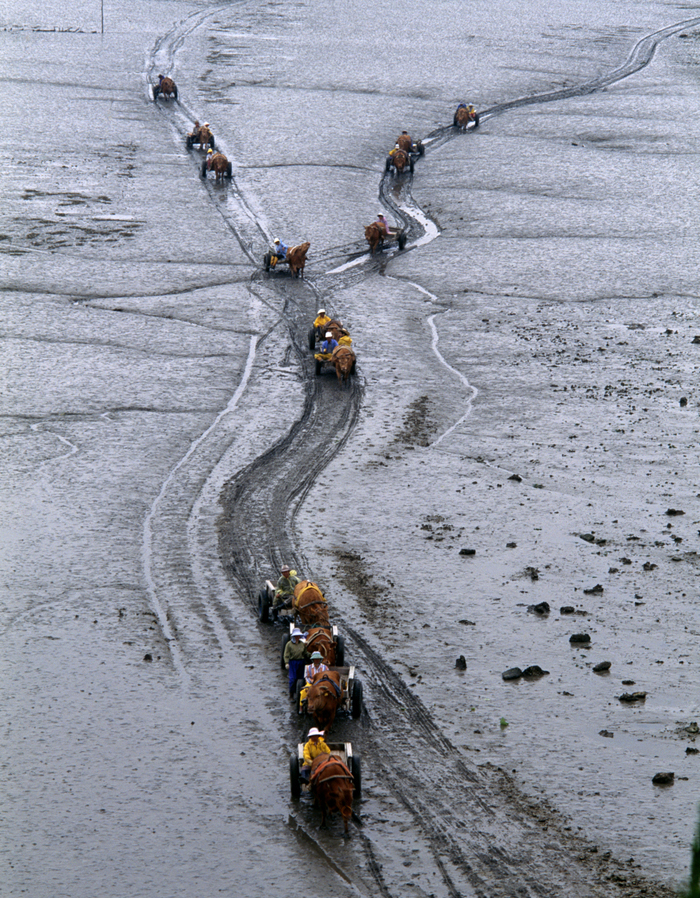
[2,0,700,895]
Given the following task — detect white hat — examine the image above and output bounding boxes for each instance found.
[307,727,324,738]
[318,308,326,315]
[378,212,385,217]
[274,238,280,244]
[325,332,333,338]
[310,651,323,660]
[291,628,303,637]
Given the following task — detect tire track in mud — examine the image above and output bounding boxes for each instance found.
[146,15,693,897]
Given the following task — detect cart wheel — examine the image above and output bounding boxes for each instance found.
[350,359,356,375]
[335,634,345,667]
[295,679,305,714]
[172,85,178,100]
[152,85,160,101]
[226,161,232,179]
[351,678,363,719]
[200,160,207,179]
[258,588,270,623]
[210,136,216,150]
[385,158,392,173]
[351,753,361,798]
[307,327,316,351]
[472,113,480,129]
[263,252,271,272]
[281,633,290,669]
[417,140,424,156]
[314,359,322,376]
[409,158,414,174]
[290,755,301,798]
[398,233,407,251]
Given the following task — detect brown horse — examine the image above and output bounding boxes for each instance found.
[310,753,354,834]
[389,148,410,173]
[203,152,232,183]
[325,319,350,343]
[154,76,177,100]
[305,627,336,666]
[396,132,412,153]
[293,580,330,628]
[454,105,479,130]
[364,222,384,255]
[286,242,310,278]
[306,670,342,732]
[331,345,355,385]
[197,125,213,149]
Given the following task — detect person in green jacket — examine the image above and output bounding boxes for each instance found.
[274,564,300,610]
[284,628,308,696]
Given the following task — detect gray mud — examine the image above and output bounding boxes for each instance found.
[2,0,699,895]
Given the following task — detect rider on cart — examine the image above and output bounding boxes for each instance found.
[300,727,330,782]
[269,237,288,268]
[274,564,300,610]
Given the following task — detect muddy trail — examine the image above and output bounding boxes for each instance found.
[147,13,699,897]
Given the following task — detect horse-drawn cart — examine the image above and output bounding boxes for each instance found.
[295,665,363,720]
[262,242,310,277]
[289,741,361,800]
[364,223,407,255]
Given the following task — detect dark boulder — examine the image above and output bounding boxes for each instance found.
[619,692,647,703]
[652,772,674,786]
[528,601,550,615]
[570,633,591,644]
[583,584,604,595]
[593,661,611,673]
[455,655,467,670]
[502,667,523,681]
[521,665,549,679]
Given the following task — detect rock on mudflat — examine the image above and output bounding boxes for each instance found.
[619,692,647,703]
[455,655,467,670]
[652,771,674,786]
[459,548,476,556]
[686,747,699,755]
[570,633,591,644]
[593,661,612,673]
[666,508,685,516]
[560,605,575,615]
[502,667,523,681]
[508,474,522,482]
[521,665,549,678]
[599,729,614,738]
[528,601,550,615]
[583,584,604,595]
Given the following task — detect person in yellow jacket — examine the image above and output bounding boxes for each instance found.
[313,308,331,332]
[300,727,330,782]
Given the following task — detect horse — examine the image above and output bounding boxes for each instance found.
[201,152,232,183]
[306,670,342,732]
[331,345,356,385]
[364,222,384,255]
[154,75,177,100]
[396,132,412,153]
[325,319,351,344]
[310,753,354,835]
[386,148,412,174]
[304,627,336,666]
[197,125,214,149]
[293,580,330,628]
[286,242,310,278]
[454,105,479,131]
